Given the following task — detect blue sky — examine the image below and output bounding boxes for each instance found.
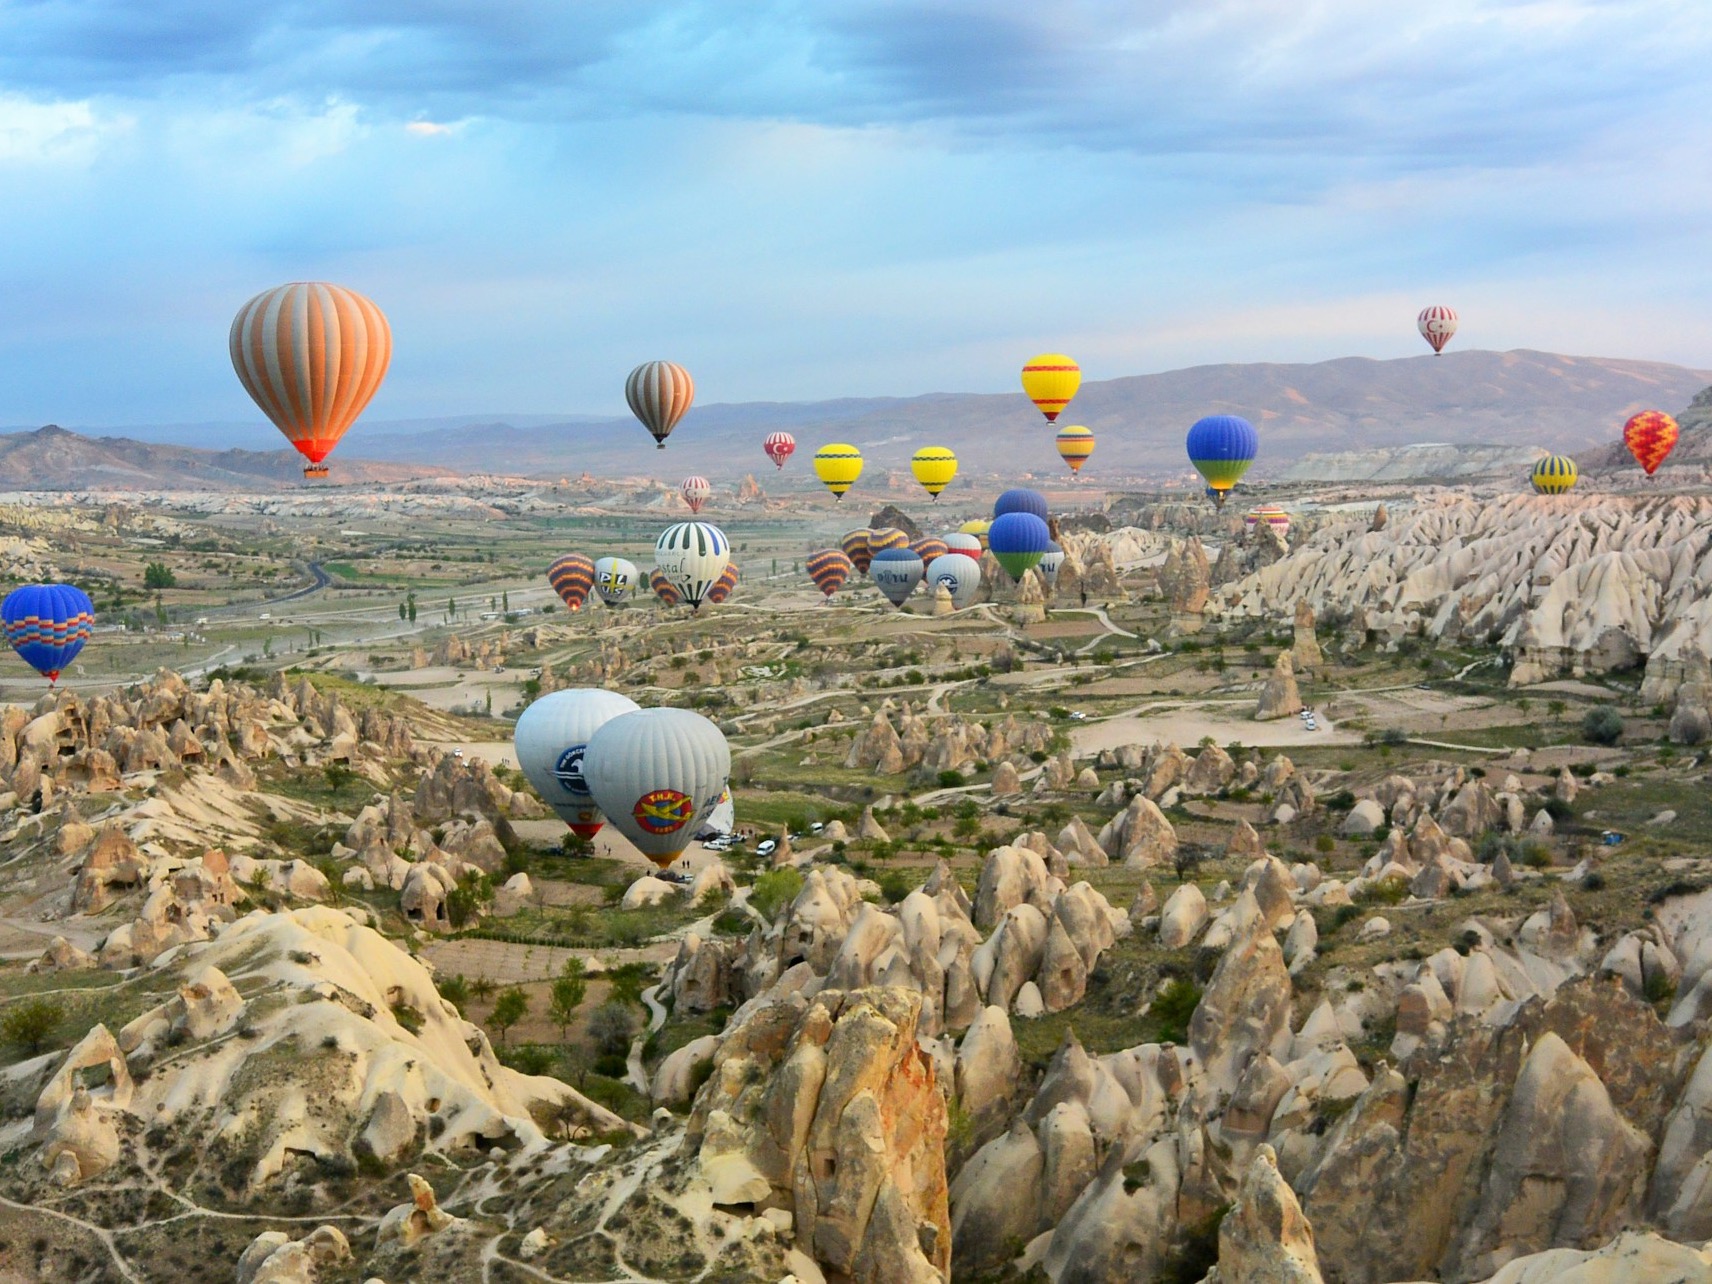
[0,0,1709,427]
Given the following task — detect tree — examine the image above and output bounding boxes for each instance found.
[587,1002,635,1057]
[1548,699,1568,720]
[502,591,509,613]
[399,601,408,621]
[447,597,457,621]
[488,986,528,1045]
[549,960,587,1040]
[1582,707,1624,746]
[143,562,176,589]
[1,997,63,1053]
[323,761,353,791]
[407,591,418,624]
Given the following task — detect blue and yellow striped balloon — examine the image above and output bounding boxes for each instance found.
[1186,415,1258,504]
[1530,454,1578,495]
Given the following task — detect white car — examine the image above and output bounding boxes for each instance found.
[756,839,777,857]
[1069,711,1087,722]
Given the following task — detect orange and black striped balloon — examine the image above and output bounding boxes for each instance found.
[650,568,683,606]
[1624,410,1680,476]
[706,560,740,605]
[548,553,595,611]
[910,537,948,569]
[841,528,874,574]
[868,527,909,557]
[807,548,854,598]
[230,282,392,476]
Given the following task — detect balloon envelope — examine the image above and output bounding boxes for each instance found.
[1020,353,1080,422]
[626,361,694,448]
[763,431,796,469]
[650,568,682,607]
[230,282,391,477]
[1055,424,1095,474]
[910,446,957,499]
[871,547,925,607]
[1038,542,1065,590]
[806,548,854,598]
[944,532,983,557]
[959,519,991,550]
[680,475,711,514]
[1624,411,1679,475]
[867,527,909,557]
[929,552,981,609]
[814,443,863,499]
[841,529,874,575]
[584,708,731,867]
[594,557,639,606]
[1245,505,1291,535]
[1531,455,1579,494]
[1418,305,1458,355]
[994,488,1049,522]
[910,537,948,569]
[1187,415,1258,501]
[514,689,641,837]
[2,584,93,683]
[548,554,596,612]
[706,559,740,604]
[654,522,730,610]
[988,511,1051,580]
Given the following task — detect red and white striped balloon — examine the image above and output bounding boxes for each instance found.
[680,475,711,514]
[1418,305,1458,355]
[763,431,796,469]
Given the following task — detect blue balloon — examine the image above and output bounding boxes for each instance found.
[2,584,94,683]
[1186,415,1259,495]
[988,511,1051,579]
[994,488,1048,521]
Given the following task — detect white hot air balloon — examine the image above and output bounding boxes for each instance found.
[584,708,732,868]
[594,556,639,607]
[654,521,730,611]
[930,552,981,609]
[1038,542,1065,592]
[514,689,640,839]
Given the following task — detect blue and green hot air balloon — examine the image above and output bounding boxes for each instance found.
[989,511,1051,580]
[1187,415,1258,506]
[3,584,94,684]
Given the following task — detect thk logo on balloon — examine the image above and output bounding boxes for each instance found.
[633,789,695,836]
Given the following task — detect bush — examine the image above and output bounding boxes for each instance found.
[1,997,64,1053]
[749,868,804,921]
[588,1003,636,1058]
[1543,797,1574,822]
[500,1044,557,1075]
[1314,834,1336,854]
[1380,727,1408,746]
[143,561,177,589]
[937,770,965,788]
[1150,978,1202,1044]
[1582,707,1624,745]
[1357,875,1409,906]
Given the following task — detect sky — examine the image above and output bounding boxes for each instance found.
[1,0,1710,429]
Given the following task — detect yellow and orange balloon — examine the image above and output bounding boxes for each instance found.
[1624,411,1679,475]
[1021,353,1080,423]
[230,283,391,478]
[1054,424,1095,475]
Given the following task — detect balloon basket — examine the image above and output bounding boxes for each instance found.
[303,465,329,479]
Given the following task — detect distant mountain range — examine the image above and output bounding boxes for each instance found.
[3,349,1707,490]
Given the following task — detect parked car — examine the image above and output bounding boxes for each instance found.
[756,839,777,857]
[810,822,825,834]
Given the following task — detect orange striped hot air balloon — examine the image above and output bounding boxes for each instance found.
[230,282,391,478]
[706,560,739,604]
[868,527,909,557]
[547,554,595,611]
[1624,410,1680,475]
[1055,424,1095,476]
[841,528,874,575]
[910,537,948,569]
[807,548,854,599]
[650,568,682,606]
[1021,353,1080,422]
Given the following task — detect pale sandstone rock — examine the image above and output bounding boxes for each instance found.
[1202,1143,1323,1283]
[1256,651,1305,720]
[1159,883,1209,949]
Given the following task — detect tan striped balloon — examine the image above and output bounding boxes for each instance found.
[230,282,392,475]
[626,360,695,448]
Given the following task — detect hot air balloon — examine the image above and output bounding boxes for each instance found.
[1038,542,1065,592]
[763,431,796,469]
[1021,353,1080,422]
[841,529,875,575]
[626,361,694,448]
[548,554,596,612]
[514,689,640,839]
[989,511,1051,580]
[994,488,1049,522]
[650,568,683,607]
[1624,411,1680,476]
[814,443,863,500]
[910,537,948,569]
[680,475,711,514]
[594,557,639,607]
[1418,306,1458,355]
[910,446,957,500]
[230,282,392,478]
[929,552,981,609]
[1186,415,1258,506]
[944,531,983,558]
[868,527,909,557]
[1054,424,1095,476]
[2,584,93,684]
[706,560,740,605]
[806,548,854,599]
[1530,455,1579,495]
[1244,505,1291,536]
[959,519,991,551]
[871,547,925,608]
[584,708,731,868]
[654,521,730,611]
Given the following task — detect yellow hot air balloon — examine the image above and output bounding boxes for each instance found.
[1530,454,1578,494]
[1021,352,1080,423]
[910,446,957,500]
[959,518,991,551]
[813,443,863,501]
[1054,424,1095,476]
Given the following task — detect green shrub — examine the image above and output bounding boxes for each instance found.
[1357,875,1409,906]
[1582,708,1624,745]
[1151,978,1202,1044]
[937,770,964,788]
[749,868,804,921]
[1314,834,1336,854]
[1,997,64,1054]
[588,1003,636,1057]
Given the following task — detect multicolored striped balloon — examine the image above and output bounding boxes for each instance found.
[654,521,730,611]
[763,431,796,469]
[626,361,694,449]
[943,532,983,558]
[1418,305,1458,354]
[650,568,683,607]
[1530,454,1579,495]
[1624,411,1679,476]
[910,537,948,569]
[1244,504,1291,535]
[806,548,854,599]
[1054,424,1095,475]
[2,584,93,684]
[680,475,711,514]
[1021,353,1080,422]
[841,528,874,575]
[229,282,391,478]
[868,527,909,557]
[706,560,740,605]
[548,554,596,611]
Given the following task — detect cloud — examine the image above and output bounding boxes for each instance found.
[0,93,124,164]
[405,120,455,137]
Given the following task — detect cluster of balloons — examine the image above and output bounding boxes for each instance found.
[550,521,736,617]
[1524,411,1682,496]
[515,690,730,867]
[808,524,986,609]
